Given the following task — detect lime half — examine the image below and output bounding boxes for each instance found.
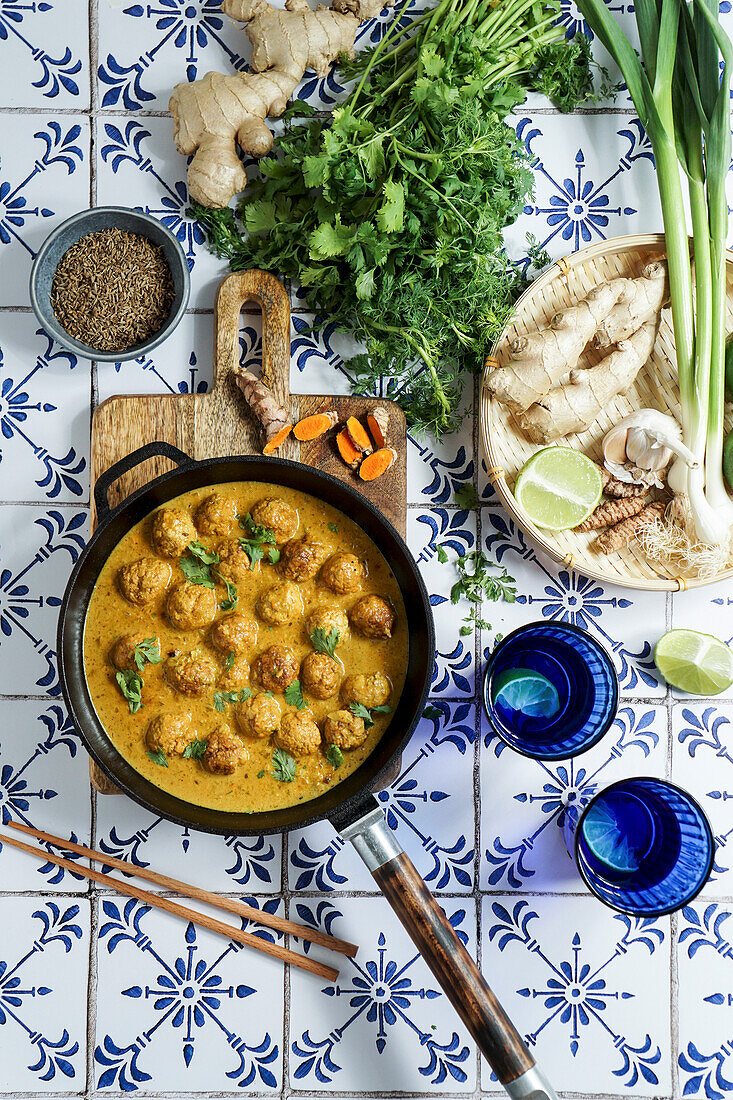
[492,667,561,720]
[581,799,644,874]
[654,629,733,695]
[514,448,602,531]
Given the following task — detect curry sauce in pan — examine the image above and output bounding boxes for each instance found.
[83,481,408,813]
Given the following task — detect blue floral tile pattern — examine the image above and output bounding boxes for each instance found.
[0,0,88,107]
[677,902,733,1099]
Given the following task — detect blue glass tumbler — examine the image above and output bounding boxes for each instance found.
[567,777,715,917]
[482,620,618,759]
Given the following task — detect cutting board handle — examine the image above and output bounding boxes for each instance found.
[94,441,193,522]
[215,270,290,416]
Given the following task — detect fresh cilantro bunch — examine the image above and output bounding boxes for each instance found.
[192,0,595,437]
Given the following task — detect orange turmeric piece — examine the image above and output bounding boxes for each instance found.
[336,428,361,469]
[293,410,339,441]
[359,447,396,482]
[345,416,373,455]
[366,406,390,449]
[233,369,292,455]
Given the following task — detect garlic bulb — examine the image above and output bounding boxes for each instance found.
[602,410,698,488]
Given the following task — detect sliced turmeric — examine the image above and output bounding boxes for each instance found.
[233,369,292,455]
[345,416,373,455]
[336,428,361,470]
[595,500,666,554]
[575,496,647,532]
[293,410,339,441]
[359,447,396,481]
[366,406,390,450]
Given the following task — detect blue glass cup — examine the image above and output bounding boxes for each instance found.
[481,620,618,759]
[568,777,714,917]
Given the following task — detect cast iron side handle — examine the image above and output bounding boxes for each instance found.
[341,806,556,1100]
[94,441,193,523]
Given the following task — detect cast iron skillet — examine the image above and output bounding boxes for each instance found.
[58,441,553,1100]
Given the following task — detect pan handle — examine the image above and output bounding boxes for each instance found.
[94,441,193,522]
[341,805,556,1100]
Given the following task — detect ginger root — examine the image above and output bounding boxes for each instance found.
[593,260,668,349]
[575,495,647,532]
[596,499,666,553]
[518,320,658,444]
[233,368,292,454]
[169,0,389,208]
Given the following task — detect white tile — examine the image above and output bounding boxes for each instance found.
[0,699,91,891]
[289,895,477,1091]
[672,576,733,653]
[0,115,90,307]
[94,893,284,1091]
[677,902,733,1098]
[407,372,476,507]
[480,894,671,1095]
[481,507,667,696]
[0,896,89,1091]
[288,701,477,893]
[480,703,668,891]
[0,316,91,503]
[96,311,214,402]
[0,0,89,108]
[672,702,733,896]
[0,504,88,697]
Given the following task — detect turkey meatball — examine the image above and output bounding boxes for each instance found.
[323,709,368,750]
[146,712,195,756]
[275,709,321,756]
[256,581,303,626]
[195,493,237,536]
[251,497,299,543]
[341,672,391,710]
[110,631,160,672]
[210,613,258,655]
[349,594,396,638]
[166,650,218,696]
[167,581,218,631]
[216,537,251,583]
[307,604,349,643]
[117,558,172,606]
[219,656,250,692]
[301,652,342,700]
[235,692,281,739]
[320,552,366,595]
[151,508,197,559]
[278,534,330,582]
[202,724,247,774]
[252,645,299,693]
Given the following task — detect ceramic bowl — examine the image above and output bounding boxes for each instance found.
[29,206,190,362]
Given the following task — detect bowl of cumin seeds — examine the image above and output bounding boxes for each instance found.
[30,207,190,361]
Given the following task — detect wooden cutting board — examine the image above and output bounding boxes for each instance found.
[89,269,406,794]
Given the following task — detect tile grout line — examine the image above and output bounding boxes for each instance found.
[472,369,484,1098]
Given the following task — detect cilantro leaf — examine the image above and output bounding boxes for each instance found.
[180,554,215,588]
[238,513,280,571]
[187,541,220,565]
[310,627,339,657]
[284,680,308,710]
[423,705,442,721]
[213,687,252,712]
[224,652,236,671]
[217,575,238,610]
[454,483,480,510]
[436,544,449,563]
[133,637,161,671]
[328,522,339,534]
[183,739,209,760]
[146,749,167,767]
[325,744,344,768]
[272,747,297,782]
[348,702,391,729]
[116,669,143,714]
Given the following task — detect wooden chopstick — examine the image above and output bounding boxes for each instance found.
[8,820,357,958]
[0,830,339,983]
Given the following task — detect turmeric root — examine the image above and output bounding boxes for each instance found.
[359,447,396,481]
[518,320,658,444]
[575,496,647,532]
[596,462,648,498]
[293,410,339,440]
[485,280,625,414]
[336,428,361,469]
[345,416,373,455]
[169,0,389,208]
[367,406,390,449]
[596,499,666,553]
[593,260,668,348]
[233,369,292,454]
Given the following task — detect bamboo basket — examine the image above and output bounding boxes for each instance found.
[480,233,733,591]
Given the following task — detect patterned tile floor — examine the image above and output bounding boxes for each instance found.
[0,0,732,1097]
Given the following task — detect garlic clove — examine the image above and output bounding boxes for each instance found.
[602,409,698,485]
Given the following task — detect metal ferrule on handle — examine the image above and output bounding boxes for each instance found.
[342,807,558,1100]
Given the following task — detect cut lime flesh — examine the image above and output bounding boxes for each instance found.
[514,448,602,531]
[582,800,645,874]
[492,667,561,720]
[654,629,733,695]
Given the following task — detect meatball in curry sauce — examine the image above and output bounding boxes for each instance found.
[83,481,407,813]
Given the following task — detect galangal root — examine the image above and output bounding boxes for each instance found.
[169,0,389,208]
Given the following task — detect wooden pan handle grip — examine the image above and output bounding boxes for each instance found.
[342,807,556,1100]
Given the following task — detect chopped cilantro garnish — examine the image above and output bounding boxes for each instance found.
[272,748,296,782]
[348,702,391,729]
[116,669,143,714]
[328,522,339,534]
[325,744,344,768]
[238,513,279,569]
[224,652,236,671]
[310,626,339,657]
[217,575,238,610]
[133,637,161,671]
[183,739,209,760]
[284,680,308,710]
[454,483,480,510]
[213,687,252,712]
[146,748,167,767]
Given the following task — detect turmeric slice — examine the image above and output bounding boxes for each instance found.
[366,407,390,449]
[336,428,361,470]
[595,500,666,554]
[575,496,647,532]
[293,410,339,441]
[359,447,396,482]
[345,416,373,455]
[233,369,292,455]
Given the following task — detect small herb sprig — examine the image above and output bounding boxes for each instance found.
[180,541,238,607]
[284,680,308,710]
[219,577,238,610]
[213,687,252,712]
[437,546,516,635]
[325,744,344,768]
[272,747,296,782]
[238,513,280,568]
[310,627,339,657]
[116,669,143,714]
[146,748,167,767]
[183,739,209,760]
[348,702,391,729]
[133,638,162,671]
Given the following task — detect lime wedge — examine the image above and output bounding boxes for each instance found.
[492,667,561,720]
[582,799,641,874]
[514,448,602,531]
[654,629,733,695]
